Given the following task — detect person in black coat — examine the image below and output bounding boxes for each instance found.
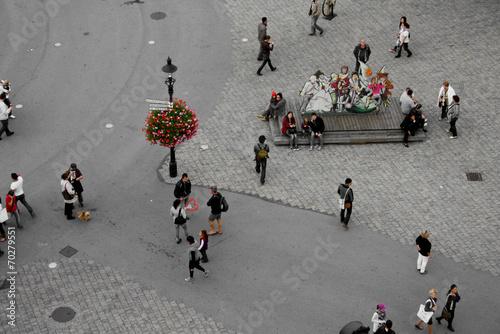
[309,113,325,151]
[436,284,461,332]
[401,112,419,147]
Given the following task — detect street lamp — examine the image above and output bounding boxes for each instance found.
[162,57,178,177]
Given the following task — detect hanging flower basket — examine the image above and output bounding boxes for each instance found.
[143,99,199,148]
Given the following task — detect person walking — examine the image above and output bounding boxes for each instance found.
[415,289,438,333]
[6,190,22,229]
[353,39,371,74]
[68,163,84,208]
[391,16,408,52]
[0,79,14,119]
[198,229,209,263]
[254,135,270,185]
[257,17,267,61]
[10,173,35,217]
[394,23,412,58]
[416,230,432,274]
[437,81,455,120]
[0,198,8,242]
[436,284,460,332]
[375,320,395,334]
[60,171,77,220]
[207,186,223,235]
[257,35,277,76]
[0,93,14,140]
[171,199,189,244]
[309,113,324,151]
[174,173,192,217]
[282,111,299,151]
[309,0,324,36]
[337,178,354,229]
[446,95,460,139]
[371,303,387,333]
[184,235,209,282]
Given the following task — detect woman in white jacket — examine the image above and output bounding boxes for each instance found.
[437,81,456,120]
[171,199,189,244]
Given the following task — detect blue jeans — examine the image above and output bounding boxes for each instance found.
[310,132,324,148]
[311,16,323,34]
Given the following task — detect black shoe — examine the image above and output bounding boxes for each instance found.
[261,180,265,185]
[271,67,277,71]
[0,250,4,257]
[256,72,262,76]
[422,128,428,132]
[256,168,260,173]
[201,259,208,263]
[408,53,413,58]
[395,55,401,58]
[319,30,324,36]
[0,137,2,140]
[257,58,263,61]
[67,216,76,220]
[308,33,315,36]
[415,324,423,330]
[447,326,455,332]
[186,217,190,220]
[7,132,14,136]
[176,238,182,244]
[17,224,24,229]
[436,317,442,325]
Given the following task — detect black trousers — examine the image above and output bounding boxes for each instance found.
[257,54,274,74]
[15,194,34,213]
[436,309,455,328]
[449,118,458,136]
[0,223,5,238]
[396,42,412,56]
[341,205,352,225]
[189,259,206,277]
[255,158,267,184]
[200,249,208,262]
[64,203,74,218]
[0,119,13,137]
[440,102,448,119]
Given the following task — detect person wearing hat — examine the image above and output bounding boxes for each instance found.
[206,186,223,235]
[371,303,387,333]
[68,163,84,207]
[258,91,277,120]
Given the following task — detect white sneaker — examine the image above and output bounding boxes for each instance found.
[309,147,313,151]
[185,277,194,282]
[9,115,15,119]
[204,270,209,278]
[445,130,451,133]
[449,136,457,139]
[317,147,322,151]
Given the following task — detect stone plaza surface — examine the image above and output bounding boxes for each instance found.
[160,0,500,276]
[0,259,235,334]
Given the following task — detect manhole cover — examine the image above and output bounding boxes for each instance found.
[51,307,76,323]
[150,12,166,20]
[59,246,78,258]
[466,172,482,181]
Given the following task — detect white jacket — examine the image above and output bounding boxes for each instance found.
[437,85,456,107]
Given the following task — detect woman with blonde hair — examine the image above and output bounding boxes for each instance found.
[415,289,438,333]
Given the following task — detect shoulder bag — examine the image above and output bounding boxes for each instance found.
[174,208,187,225]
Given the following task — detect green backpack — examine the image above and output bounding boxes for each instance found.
[256,144,268,160]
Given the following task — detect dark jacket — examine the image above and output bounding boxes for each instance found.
[375,327,395,334]
[353,43,371,63]
[445,292,461,312]
[337,184,353,203]
[416,235,431,256]
[310,116,325,134]
[262,41,274,55]
[174,180,192,198]
[270,98,286,115]
[401,115,419,135]
[207,193,223,214]
[257,23,267,42]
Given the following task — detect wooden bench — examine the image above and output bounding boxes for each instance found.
[269,97,426,145]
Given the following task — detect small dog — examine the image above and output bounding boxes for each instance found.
[77,211,90,222]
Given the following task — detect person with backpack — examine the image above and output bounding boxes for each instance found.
[337,178,354,229]
[254,135,270,185]
[185,235,209,282]
[207,186,225,235]
[174,173,192,218]
[171,199,189,244]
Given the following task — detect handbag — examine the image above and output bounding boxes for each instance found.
[417,299,434,323]
[174,208,187,225]
[61,182,75,200]
[0,207,8,223]
[288,127,297,134]
[339,188,351,210]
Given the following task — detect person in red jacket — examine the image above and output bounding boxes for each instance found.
[6,190,22,229]
[282,111,299,150]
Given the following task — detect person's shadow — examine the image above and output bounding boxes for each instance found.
[124,0,144,5]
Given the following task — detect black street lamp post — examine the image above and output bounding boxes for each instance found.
[162,57,178,177]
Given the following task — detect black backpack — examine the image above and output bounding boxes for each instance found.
[174,208,186,225]
[220,195,229,212]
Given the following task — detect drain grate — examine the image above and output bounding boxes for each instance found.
[466,172,482,181]
[59,246,78,258]
[51,307,76,323]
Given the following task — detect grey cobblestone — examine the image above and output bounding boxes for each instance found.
[160,0,500,275]
[0,258,240,333]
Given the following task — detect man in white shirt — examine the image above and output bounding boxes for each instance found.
[0,93,14,139]
[11,174,35,217]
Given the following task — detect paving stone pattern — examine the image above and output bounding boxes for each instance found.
[0,258,238,333]
[160,0,500,275]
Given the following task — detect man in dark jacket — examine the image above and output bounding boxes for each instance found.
[257,35,277,76]
[309,113,325,151]
[174,173,192,217]
[375,320,395,334]
[353,39,371,74]
[207,186,223,235]
[257,17,267,61]
[337,178,354,229]
[254,135,270,185]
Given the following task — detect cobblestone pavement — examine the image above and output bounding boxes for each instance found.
[160,0,500,275]
[0,258,237,333]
